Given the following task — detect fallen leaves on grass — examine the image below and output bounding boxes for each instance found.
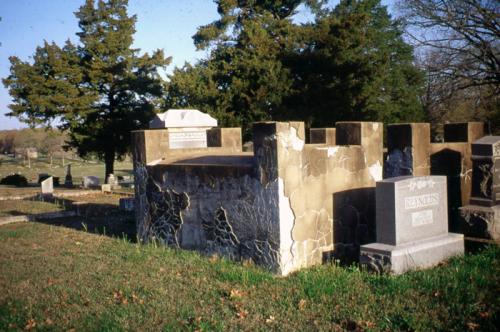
[229,289,246,299]
[237,309,248,319]
[478,311,490,318]
[467,322,480,330]
[24,318,36,330]
[298,298,307,310]
[265,315,275,324]
[113,290,127,305]
[113,290,144,305]
[131,293,144,304]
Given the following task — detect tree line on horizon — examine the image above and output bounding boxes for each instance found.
[3,0,499,180]
[0,128,73,164]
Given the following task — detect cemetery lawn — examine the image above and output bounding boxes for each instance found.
[0,223,498,331]
[0,200,65,217]
[0,154,133,185]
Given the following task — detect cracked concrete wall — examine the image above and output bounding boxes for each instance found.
[132,121,383,275]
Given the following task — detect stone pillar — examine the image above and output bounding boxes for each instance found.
[332,122,383,263]
[309,128,336,145]
[252,121,307,275]
[444,122,484,143]
[336,122,384,181]
[460,136,500,242]
[384,123,430,178]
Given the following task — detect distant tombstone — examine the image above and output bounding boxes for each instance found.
[106,173,121,190]
[101,184,112,193]
[64,164,73,187]
[106,173,117,186]
[360,176,464,274]
[150,109,218,150]
[460,136,500,242]
[82,176,99,188]
[41,176,53,197]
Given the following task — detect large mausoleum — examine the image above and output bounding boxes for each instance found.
[132,109,497,275]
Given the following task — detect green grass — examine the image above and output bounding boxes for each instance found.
[0,154,133,185]
[0,221,498,331]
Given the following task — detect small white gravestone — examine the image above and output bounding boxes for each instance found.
[149,109,217,149]
[82,176,99,188]
[360,176,464,274]
[41,176,53,196]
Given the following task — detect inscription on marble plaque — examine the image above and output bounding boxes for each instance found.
[169,131,207,149]
[405,193,439,210]
[376,175,448,245]
[411,209,433,227]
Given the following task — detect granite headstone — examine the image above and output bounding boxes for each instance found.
[361,176,464,274]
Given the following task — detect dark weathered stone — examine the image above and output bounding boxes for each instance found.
[469,136,500,206]
[64,164,73,187]
[333,187,376,264]
[459,205,500,242]
[430,149,462,232]
[336,123,361,146]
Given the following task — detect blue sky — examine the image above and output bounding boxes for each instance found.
[0,0,394,130]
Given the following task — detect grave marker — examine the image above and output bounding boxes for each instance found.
[361,175,464,274]
[64,164,73,187]
[41,176,53,197]
[149,109,218,150]
[82,176,99,188]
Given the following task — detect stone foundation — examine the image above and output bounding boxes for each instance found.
[360,233,464,274]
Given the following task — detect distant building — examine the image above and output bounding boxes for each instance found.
[14,147,38,159]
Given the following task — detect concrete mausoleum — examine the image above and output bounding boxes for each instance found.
[132,110,488,275]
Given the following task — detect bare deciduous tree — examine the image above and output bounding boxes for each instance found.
[398,0,499,135]
[399,0,499,90]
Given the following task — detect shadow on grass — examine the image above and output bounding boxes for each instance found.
[19,195,137,242]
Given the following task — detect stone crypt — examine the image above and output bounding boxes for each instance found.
[132,109,486,275]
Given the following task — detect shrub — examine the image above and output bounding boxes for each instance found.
[0,174,29,187]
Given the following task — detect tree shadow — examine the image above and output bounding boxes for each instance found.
[18,195,137,241]
[430,148,462,233]
[332,187,376,266]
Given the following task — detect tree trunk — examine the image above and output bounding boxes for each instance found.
[104,150,115,183]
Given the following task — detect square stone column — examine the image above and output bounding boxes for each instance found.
[336,122,384,181]
[309,128,336,145]
[385,123,430,178]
